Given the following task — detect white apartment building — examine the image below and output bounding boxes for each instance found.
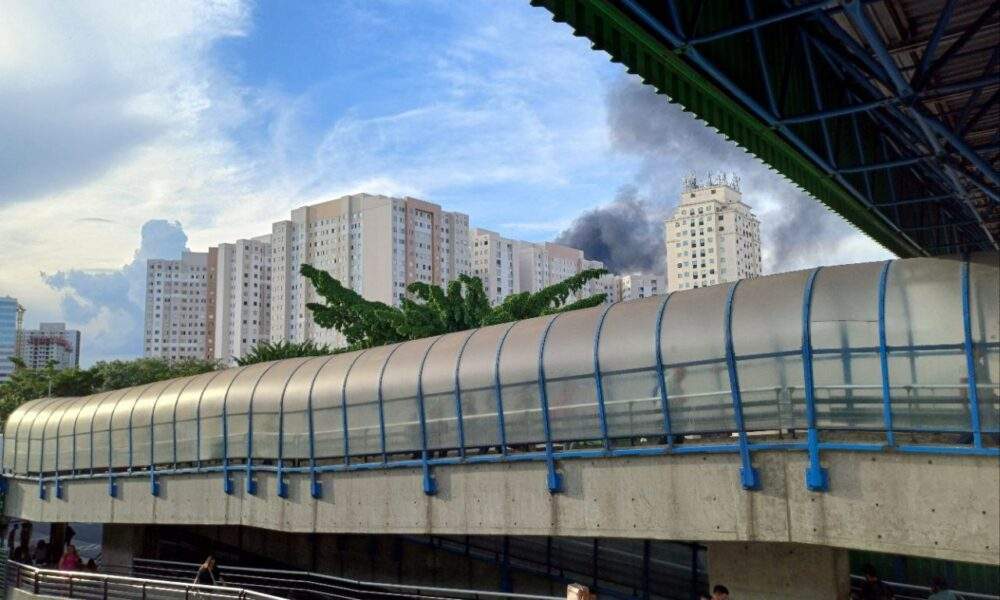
[619,274,666,301]
[215,235,272,365]
[144,251,214,361]
[472,229,520,305]
[664,174,761,292]
[270,194,471,347]
[18,322,81,370]
[517,242,592,293]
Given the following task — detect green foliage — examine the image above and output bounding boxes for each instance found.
[236,340,336,366]
[0,356,220,423]
[300,264,609,350]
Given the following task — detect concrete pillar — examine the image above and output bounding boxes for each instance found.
[707,542,851,600]
[101,524,147,575]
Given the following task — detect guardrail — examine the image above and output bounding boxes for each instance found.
[4,560,285,600]
[130,558,563,600]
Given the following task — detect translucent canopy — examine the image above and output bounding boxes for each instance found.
[3,254,997,476]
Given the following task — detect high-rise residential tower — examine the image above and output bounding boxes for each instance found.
[270,194,471,348]
[471,228,521,305]
[517,242,603,294]
[18,322,81,370]
[214,235,272,365]
[664,173,761,292]
[143,251,214,361]
[0,296,25,382]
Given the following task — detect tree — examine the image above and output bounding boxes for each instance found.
[236,340,336,366]
[300,264,609,350]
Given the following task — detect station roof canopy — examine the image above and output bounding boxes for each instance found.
[532,0,999,257]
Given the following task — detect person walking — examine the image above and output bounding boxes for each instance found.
[58,545,82,571]
[928,577,959,600]
[856,565,895,599]
[194,556,224,586]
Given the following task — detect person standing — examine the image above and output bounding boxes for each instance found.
[856,565,895,599]
[928,577,959,600]
[58,545,82,571]
[194,556,224,586]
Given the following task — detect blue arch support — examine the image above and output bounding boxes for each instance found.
[453,330,478,459]
[273,360,313,498]
[592,302,617,450]
[493,323,518,455]
[537,314,564,494]
[219,368,250,495]
[243,362,285,495]
[377,344,405,465]
[341,349,371,470]
[801,267,829,491]
[299,355,338,499]
[877,260,896,447]
[653,293,675,447]
[416,336,444,495]
[724,281,760,491]
[961,259,984,449]
[152,378,197,497]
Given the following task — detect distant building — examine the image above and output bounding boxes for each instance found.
[144,251,214,361]
[518,242,598,293]
[18,322,81,370]
[619,274,665,301]
[214,235,272,365]
[0,296,25,382]
[472,229,521,305]
[270,194,471,348]
[664,173,761,292]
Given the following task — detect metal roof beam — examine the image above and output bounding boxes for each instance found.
[912,1,1000,94]
[909,0,958,89]
[688,0,836,45]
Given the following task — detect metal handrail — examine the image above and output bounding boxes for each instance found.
[849,574,999,600]
[5,561,286,599]
[131,558,563,600]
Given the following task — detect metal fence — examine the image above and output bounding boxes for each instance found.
[1,255,997,498]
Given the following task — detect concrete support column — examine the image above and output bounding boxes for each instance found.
[101,524,147,575]
[707,542,851,600]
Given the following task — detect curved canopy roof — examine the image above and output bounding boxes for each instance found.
[3,254,997,476]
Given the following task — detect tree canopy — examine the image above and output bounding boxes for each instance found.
[235,340,335,366]
[300,264,609,351]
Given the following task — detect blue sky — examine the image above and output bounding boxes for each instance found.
[0,0,889,365]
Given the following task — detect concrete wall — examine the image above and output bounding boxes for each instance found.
[6,450,999,565]
[708,542,851,600]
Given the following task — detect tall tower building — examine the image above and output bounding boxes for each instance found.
[215,235,272,365]
[0,296,25,382]
[18,322,81,370]
[143,251,214,361]
[664,174,761,292]
[270,194,471,348]
[471,228,521,305]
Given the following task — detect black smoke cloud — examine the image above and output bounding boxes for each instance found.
[555,185,667,274]
[555,77,886,275]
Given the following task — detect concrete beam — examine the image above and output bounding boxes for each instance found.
[5,450,999,565]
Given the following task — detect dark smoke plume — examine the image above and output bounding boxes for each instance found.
[555,77,891,275]
[555,185,667,274]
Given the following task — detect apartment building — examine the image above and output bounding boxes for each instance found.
[270,194,471,347]
[0,296,25,382]
[471,228,521,305]
[664,174,761,292]
[17,322,81,370]
[215,235,272,365]
[143,251,214,361]
[619,274,665,301]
